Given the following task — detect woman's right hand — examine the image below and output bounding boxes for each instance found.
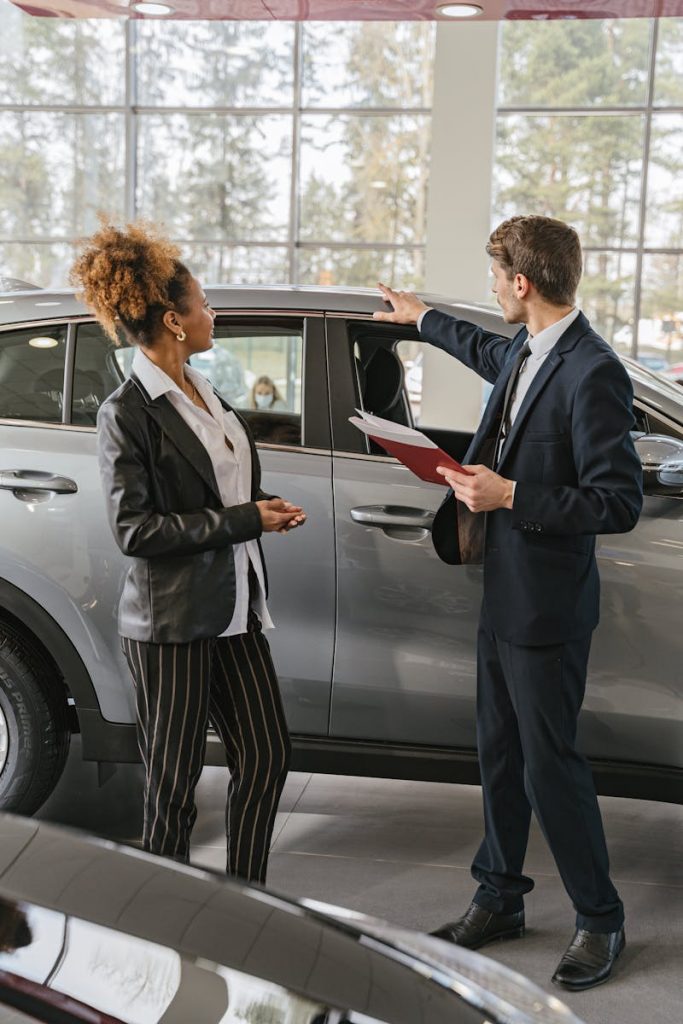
[257,498,305,534]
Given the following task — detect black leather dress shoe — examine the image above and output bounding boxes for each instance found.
[552,927,625,991]
[430,901,525,950]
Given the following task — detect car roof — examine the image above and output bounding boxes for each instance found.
[0,284,506,333]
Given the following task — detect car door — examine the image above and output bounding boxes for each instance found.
[0,317,136,731]
[71,311,335,738]
[326,313,486,750]
[191,312,335,736]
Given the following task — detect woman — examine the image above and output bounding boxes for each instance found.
[71,221,305,884]
[250,375,287,411]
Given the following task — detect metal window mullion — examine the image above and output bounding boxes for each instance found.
[0,104,127,114]
[0,103,432,118]
[632,18,660,360]
[0,237,431,252]
[124,18,138,221]
[295,241,426,251]
[124,105,431,117]
[62,322,76,426]
[497,104,683,116]
[497,105,648,117]
[289,23,303,285]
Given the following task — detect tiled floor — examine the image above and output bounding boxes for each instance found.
[39,744,683,1024]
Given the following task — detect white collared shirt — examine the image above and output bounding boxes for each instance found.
[132,348,273,637]
[506,307,580,429]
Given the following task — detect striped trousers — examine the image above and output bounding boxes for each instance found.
[121,617,291,884]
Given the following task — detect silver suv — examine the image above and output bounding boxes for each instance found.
[1,286,681,814]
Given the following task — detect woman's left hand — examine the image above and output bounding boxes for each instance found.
[278,500,307,533]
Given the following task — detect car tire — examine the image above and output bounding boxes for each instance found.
[0,623,71,815]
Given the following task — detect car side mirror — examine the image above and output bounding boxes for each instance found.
[633,434,683,496]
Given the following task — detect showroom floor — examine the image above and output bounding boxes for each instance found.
[39,742,682,1024]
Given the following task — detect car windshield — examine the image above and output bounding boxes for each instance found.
[622,356,683,406]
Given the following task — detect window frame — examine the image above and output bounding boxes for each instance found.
[326,314,423,457]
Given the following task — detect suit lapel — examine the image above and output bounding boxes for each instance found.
[494,312,591,473]
[131,374,223,502]
[495,351,564,473]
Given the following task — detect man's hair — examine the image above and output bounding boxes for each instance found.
[486,215,582,306]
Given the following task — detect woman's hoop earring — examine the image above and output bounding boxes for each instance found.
[176,329,187,343]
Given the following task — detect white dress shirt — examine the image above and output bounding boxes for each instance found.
[504,307,580,428]
[132,348,273,637]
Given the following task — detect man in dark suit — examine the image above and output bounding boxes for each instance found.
[374,215,643,991]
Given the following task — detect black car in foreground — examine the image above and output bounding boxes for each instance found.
[0,814,584,1024]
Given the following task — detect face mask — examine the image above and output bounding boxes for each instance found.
[255,393,272,409]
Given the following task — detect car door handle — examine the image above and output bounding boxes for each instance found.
[0,470,78,495]
[350,505,435,530]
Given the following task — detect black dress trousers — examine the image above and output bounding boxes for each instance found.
[471,601,624,933]
[122,612,291,884]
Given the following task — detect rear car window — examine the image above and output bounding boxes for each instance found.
[0,325,67,423]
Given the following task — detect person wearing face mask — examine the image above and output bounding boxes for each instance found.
[71,220,306,884]
[251,375,287,412]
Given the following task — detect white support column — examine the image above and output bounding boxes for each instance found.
[420,21,499,432]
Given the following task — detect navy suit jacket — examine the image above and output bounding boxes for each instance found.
[423,309,643,646]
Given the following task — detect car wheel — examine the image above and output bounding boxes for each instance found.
[0,623,71,815]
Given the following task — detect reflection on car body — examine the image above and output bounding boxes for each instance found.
[0,814,586,1024]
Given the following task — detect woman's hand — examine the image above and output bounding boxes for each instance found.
[257,498,306,534]
[278,500,307,532]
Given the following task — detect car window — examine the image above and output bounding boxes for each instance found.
[0,324,68,424]
[72,323,128,426]
[191,321,304,447]
[350,332,483,457]
[73,320,305,447]
[394,338,485,430]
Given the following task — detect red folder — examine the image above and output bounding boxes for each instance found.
[369,434,471,486]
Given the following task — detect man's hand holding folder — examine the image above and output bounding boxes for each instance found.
[349,411,472,486]
[349,411,515,512]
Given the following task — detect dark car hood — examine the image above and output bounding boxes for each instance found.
[0,815,584,1024]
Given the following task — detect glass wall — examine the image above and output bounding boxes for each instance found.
[0,8,434,291]
[494,17,683,375]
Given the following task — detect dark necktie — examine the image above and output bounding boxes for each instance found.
[495,339,532,465]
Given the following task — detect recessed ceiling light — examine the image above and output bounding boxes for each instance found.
[29,336,59,349]
[436,3,484,16]
[370,181,388,189]
[131,2,175,15]
[34,301,61,307]
[0,300,14,305]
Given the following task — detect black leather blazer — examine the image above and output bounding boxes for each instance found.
[425,310,643,646]
[97,372,273,643]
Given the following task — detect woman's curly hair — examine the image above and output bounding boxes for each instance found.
[69,219,193,346]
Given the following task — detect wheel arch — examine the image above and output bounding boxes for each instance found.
[0,579,139,763]
[0,577,99,725]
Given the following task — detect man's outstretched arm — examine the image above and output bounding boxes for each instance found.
[373,283,516,384]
